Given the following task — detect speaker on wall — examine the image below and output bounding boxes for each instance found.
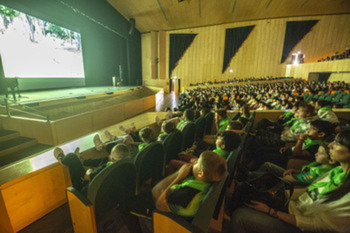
[129,18,135,36]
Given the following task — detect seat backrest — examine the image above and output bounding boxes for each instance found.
[134,142,164,187]
[226,146,242,179]
[194,116,206,140]
[87,158,136,220]
[163,130,183,163]
[182,122,196,150]
[204,112,214,134]
[191,172,229,232]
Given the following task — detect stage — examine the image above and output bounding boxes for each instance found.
[2,86,142,106]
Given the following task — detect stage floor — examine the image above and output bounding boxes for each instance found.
[2,86,141,105]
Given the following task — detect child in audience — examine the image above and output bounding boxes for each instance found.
[215,109,231,134]
[124,126,156,152]
[281,120,334,160]
[93,130,138,158]
[315,100,339,123]
[168,131,241,174]
[230,130,350,233]
[281,102,315,142]
[152,151,227,217]
[54,144,130,194]
[157,121,176,142]
[226,120,245,135]
[246,143,336,184]
[254,120,334,168]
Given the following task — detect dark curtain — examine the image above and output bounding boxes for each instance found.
[222,25,255,73]
[169,33,197,77]
[281,20,318,63]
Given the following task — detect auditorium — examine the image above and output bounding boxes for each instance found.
[0,0,350,232]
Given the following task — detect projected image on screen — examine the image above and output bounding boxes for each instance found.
[0,5,84,78]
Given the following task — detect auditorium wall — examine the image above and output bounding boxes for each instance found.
[142,14,350,89]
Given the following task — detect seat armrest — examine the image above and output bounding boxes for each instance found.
[153,210,203,233]
[67,186,92,206]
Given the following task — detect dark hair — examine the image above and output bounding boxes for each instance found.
[323,130,350,203]
[310,120,335,138]
[299,102,315,115]
[228,121,244,130]
[216,109,227,119]
[139,127,156,143]
[162,121,176,133]
[183,109,195,121]
[219,131,241,152]
[317,99,331,107]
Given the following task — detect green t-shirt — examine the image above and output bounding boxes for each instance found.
[138,142,149,152]
[308,166,348,199]
[219,117,231,133]
[177,119,190,129]
[213,146,229,159]
[293,161,334,183]
[168,176,211,217]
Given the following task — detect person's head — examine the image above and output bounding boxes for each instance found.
[328,130,350,165]
[216,131,241,152]
[183,109,195,121]
[192,151,227,183]
[162,121,176,134]
[292,101,301,114]
[226,121,244,131]
[215,109,227,122]
[307,120,334,140]
[315,100,332,111]
[139,127,156,143]
[109,143,130,162]
[296,102,315,119]
[315,143,335,165]
[239,104,250,117]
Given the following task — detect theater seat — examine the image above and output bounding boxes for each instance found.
[163,130,183,164]
[194,116,206,139]
[134,141,164,194]
[153,172,228,233]
[181,122,196,151]
[66,158,136,233]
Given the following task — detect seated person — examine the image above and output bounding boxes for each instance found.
[168,131,241,173]
[281,102,315,142]
[152,151,227,217]
[245,143,336,185]
[281,119,335,160]
[176,109,195,131]
[53,144,130,194]
[254,119,334,168]
[230,130,350,233]
[93,130,138,158]
[124,127,157,152]
[315,100,339,124]
[157,121,177,142]
[202,109,231,144]
[226,120,245,135]
[157,109,195,131]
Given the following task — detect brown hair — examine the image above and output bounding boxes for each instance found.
[139,127,156,143]
[199,151,227,183]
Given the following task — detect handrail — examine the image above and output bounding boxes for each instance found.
[0,98,50,121]
[18,103,50,120]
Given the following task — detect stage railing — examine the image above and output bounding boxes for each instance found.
[0,97,50,121]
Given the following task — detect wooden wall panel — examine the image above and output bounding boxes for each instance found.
[141,14,350,87]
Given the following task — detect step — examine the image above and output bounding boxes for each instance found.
[0,137,38,157]
[0,143,52,168]
[0,129,20,143]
